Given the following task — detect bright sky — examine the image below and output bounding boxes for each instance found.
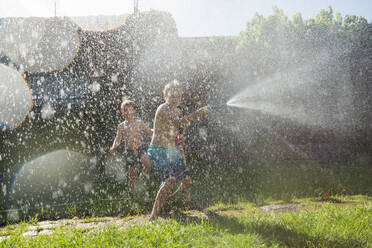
[0,0,371,37]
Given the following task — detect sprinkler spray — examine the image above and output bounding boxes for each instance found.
[208,103,232,114]
[207,93,232,113]
[208,103,228,111]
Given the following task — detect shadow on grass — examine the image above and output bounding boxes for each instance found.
[175,211,363,248]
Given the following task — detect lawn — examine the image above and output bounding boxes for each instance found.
[1,195,371,247]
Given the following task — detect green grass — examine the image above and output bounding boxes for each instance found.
[2,161,371,225]
[1,162,371,246]
[206,195,372,247]
[1,195,371,247]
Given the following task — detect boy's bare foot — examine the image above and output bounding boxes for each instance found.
[148,215,156,221]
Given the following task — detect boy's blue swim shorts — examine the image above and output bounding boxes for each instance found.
[148,146,189,184]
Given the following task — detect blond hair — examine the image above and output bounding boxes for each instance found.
[163,79,182,97]
[121,100,136,111]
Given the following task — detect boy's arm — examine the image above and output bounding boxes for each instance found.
[176,129,185,147]
[184,106,208,124]
[110,125,123,154]
[140,121,153,136]
[167,106,208,128]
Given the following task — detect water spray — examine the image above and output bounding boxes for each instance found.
[208,103,228,112]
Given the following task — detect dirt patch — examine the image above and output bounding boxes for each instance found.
[259,203,302,213]
[216,209,252,216]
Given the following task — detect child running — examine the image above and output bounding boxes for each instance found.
[148,80,208,220]
[110,100,153,198]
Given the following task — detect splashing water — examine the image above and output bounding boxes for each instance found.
[0,64,33,130]
[0,17,80,73]
[227,64,354,131]
[8,150,93,208]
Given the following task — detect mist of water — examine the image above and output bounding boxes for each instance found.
[0,64,32,130]
[0,17,80,73]
[227,52,354,131]
[70,14,129,31]
[8,150,94,208]
[1,9,369,225]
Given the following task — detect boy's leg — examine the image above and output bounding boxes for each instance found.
[149,177,176,221]
[172,149,191,202]
[180,176,192,201]
[128,167,138,198]
[173,176,192,202]
[139,153,151,180]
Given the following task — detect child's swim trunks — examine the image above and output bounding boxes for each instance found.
[147,145,189,184]
[124,145,147,170]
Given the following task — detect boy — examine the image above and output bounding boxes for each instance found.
[110,100,153,198]
[148,80,208,220]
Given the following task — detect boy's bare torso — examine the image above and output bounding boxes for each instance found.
[150,103,180,148]
[118,119,146,150]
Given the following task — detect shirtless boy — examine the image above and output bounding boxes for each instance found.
[110,100,153,198]
[148,80,208,220]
